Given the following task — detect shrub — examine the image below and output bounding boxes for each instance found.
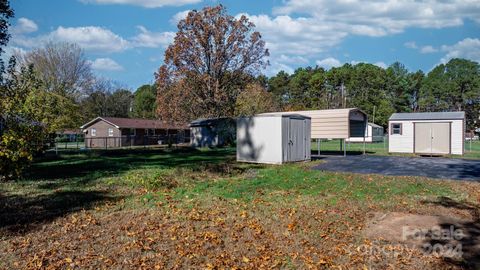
[0,122,45,181]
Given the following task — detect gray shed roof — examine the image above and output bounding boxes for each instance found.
[389,111,465,121]
[368,122,383,128]
[190,117,235,127]
[256,112,311,119]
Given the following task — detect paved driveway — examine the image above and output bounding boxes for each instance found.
[313,155,480,181]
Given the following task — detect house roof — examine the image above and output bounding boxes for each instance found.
[389,112,465,121]
[190,117,235,127]
[81,117,188,130]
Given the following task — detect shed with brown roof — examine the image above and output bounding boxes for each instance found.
[80,117,190,148]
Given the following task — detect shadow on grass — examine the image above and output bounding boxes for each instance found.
[27,147,236,183]
[1,147,239,235]
[421,196,480,269]
[0,190,118,234]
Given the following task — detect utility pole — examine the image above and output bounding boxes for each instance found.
[340,83,345,108]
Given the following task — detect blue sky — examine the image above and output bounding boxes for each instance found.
[8,0,480,90]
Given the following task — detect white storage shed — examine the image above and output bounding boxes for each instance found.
[236,113,311,164]
[346,123,384,143]
[388,112,465,155]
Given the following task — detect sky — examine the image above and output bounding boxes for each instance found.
[8,0,480,90]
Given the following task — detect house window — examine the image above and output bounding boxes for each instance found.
[391,123,402,135]
[91,128,96,137]
[108,128,114,137]
[130,128,136,136]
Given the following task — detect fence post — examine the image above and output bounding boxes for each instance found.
[470,134,472,152]
[317,139,320,156]
[105,137,107,150]
[384,136,386,153]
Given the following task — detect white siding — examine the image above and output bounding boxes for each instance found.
[237,116,283,164]
[389,121,414,153]
[450,119,464,155]
[388,119,464,155]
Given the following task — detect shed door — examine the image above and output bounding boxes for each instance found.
[415,122,450,155]
[287,118,307,162]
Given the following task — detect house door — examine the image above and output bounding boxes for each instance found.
[287,118,307,162]
[414,122,450,155]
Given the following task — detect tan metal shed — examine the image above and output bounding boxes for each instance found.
[262,108,367,139]
[261,108,368,156]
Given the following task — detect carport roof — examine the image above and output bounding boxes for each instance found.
[389,111,465,121]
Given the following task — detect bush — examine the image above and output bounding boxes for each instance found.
[0,124,45,181]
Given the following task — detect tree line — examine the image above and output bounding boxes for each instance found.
[265,59,480,129]
[155,5,480,131]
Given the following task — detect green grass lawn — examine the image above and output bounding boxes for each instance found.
[312,138,480,159]
[1,148,479,269]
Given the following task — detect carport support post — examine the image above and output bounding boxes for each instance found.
[317,139,320,156]
[343,139,346,157]
[363,135,366,155]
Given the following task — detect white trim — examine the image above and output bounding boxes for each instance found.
[80,117,120,129]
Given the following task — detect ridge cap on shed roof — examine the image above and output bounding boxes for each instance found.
[389,111,465,121]
[253,112,311,118]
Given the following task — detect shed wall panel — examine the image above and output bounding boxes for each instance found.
[237,117,283,164]
[389,119,464,155]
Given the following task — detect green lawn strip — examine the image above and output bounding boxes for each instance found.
[314,139,480,159]
[5,147,468,217]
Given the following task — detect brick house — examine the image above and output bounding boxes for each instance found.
[80,117,189,148]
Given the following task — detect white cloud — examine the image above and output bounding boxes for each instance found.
[245,14,347,56]
[12,18,38,34]
[266,61,295,76]
[242,0,480,66]
[89,58,124,71]
[404,41,417,49]
[316,57,342,69]
[131,26,175,48]
[405,42,439,54]
[170,10,191,25]
[273,0,480,35]
[1,46,27,63]
[277,54,309,64]
[265,54,310,75]
[373,61,387,69]
[80,0,201,8]
[440,38,480,63]
[420,45,438,54]
[12,25,174,52]
[13,26,130,53]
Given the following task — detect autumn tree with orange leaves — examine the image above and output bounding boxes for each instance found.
[155,5,269,122]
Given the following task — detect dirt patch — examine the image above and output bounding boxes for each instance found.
[365,212,480,269]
